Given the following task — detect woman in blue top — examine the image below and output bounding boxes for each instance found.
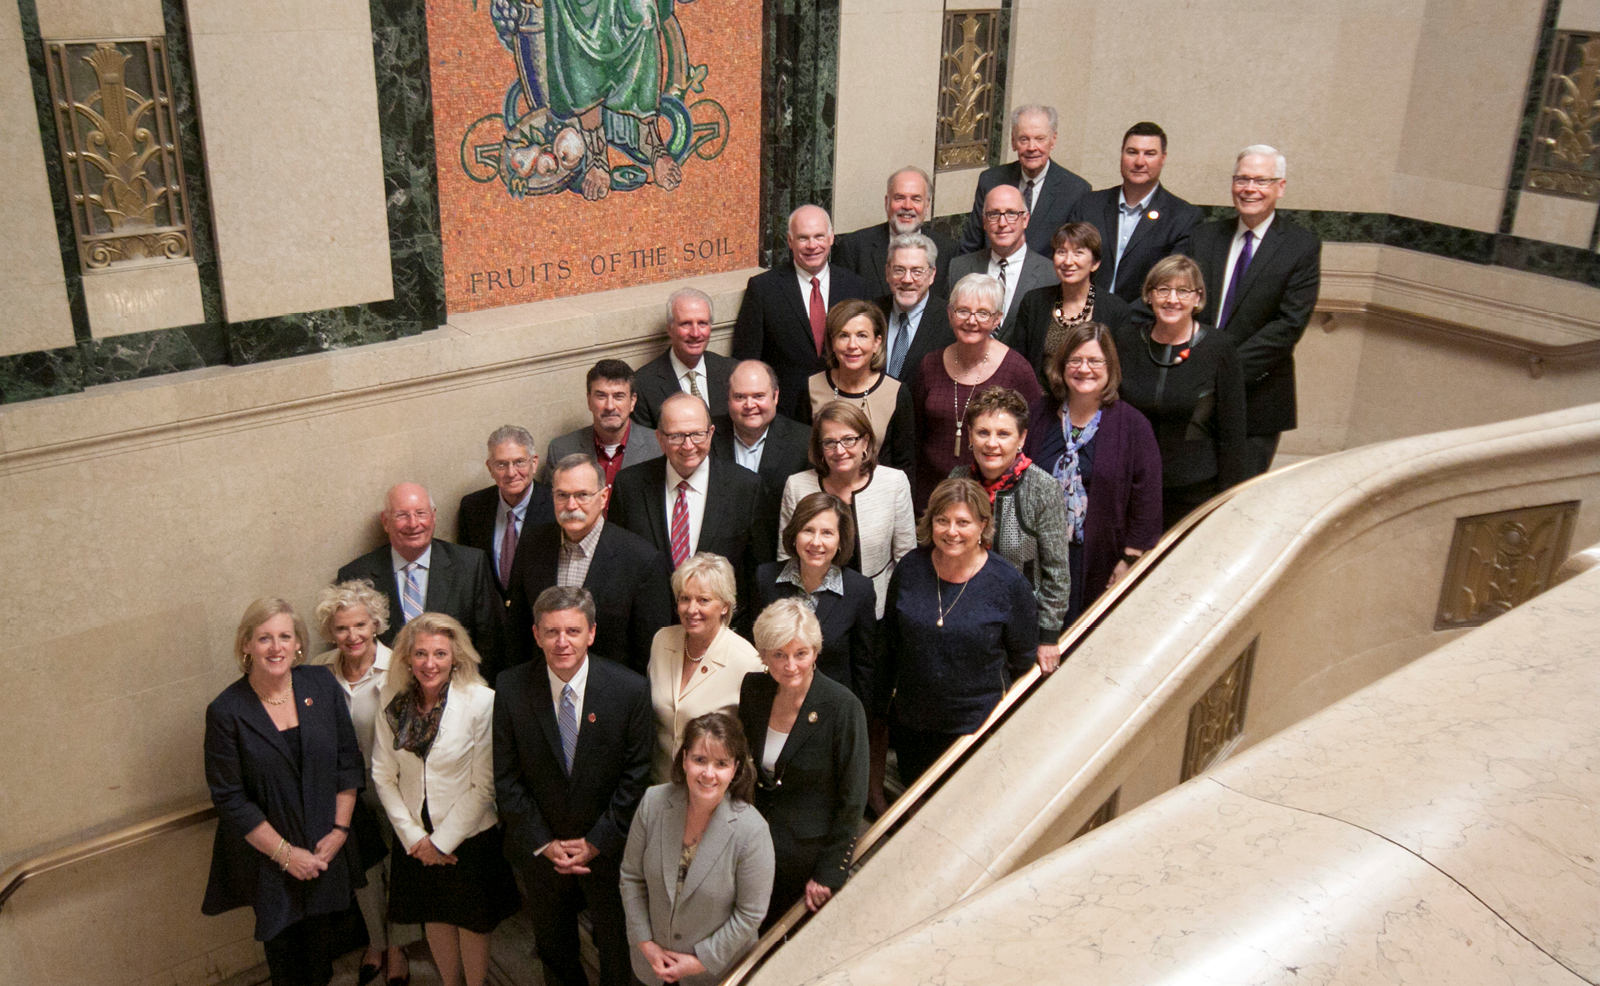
[872,478,1039,788]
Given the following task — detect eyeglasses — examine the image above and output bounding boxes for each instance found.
[552,490,601,505]
[1152,286,1198,300]
[1231,175,1283,188]
[888,265,930,279]
[387,510,433,523]
[983,209,1027,225]
[952,307,1001,322]
[488,457,532,474]
[1066,356,1107,369]
[662,430,710,446]
[820,434,864,452]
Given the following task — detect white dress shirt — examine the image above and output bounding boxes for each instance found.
[663,455,712,554]
[390,544,432,614]
[1019,160,1049,213]
[1218,211,1276,314]
[986,240,1030,321]
[312,642,393,767]
[669,349,710,403]
[797,265,831,314]
[492,485,534,577]
[546,655,590,731]
[1114,184,1160,280]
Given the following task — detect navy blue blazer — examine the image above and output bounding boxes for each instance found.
[202,665,366,941]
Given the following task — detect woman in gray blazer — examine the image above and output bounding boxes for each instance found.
[620,713,775,986]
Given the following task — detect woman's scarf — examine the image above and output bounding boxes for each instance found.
[1053,407,1101,543]
[979,451,1033,503]
[385,680,449,758]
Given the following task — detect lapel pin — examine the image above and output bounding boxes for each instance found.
[1148,210,1160,221]
[701,665,708,674]
[807,711,818,723]
[588,712,596,722]
[304,697,313,706]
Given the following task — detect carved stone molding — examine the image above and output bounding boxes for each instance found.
[935,11,999,173]
[1435,502,1578,629]
[44,38,194,274]
[1181,640,1257,782]
[1072,789,1119,841]
[1526,32,1600,202]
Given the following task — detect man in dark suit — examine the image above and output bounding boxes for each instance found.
[610,392,776,614]
[949,184,1056,344]
[957,104,1091,257]
[506,453,673,673]
[537,359,662,491]
[834,166,955,299]
[877,232,955,397]
[456,425,555,610]
[1063,121,1203,303]
[1178,145,1322,478]
[338,482,505,679]
[731,204,873,418]
[494,585,653,986]
[631,287,738,428]
[711,360,811,521]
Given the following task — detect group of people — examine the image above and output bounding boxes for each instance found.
[202,103,1321,986]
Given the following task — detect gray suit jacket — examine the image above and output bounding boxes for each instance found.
[947,248,1057,347]
[538,423,663,483]
[620,784,775,985]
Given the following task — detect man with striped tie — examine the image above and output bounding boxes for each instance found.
[337,481,506,680]
[629,287,739,429]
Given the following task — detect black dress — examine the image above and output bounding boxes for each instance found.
[387,809,520,933]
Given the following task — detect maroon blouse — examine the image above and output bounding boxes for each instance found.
[911,346,1043,511]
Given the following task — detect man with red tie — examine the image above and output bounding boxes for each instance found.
[732,204,874,418]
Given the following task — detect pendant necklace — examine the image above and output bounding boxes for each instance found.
[935,575,971,628]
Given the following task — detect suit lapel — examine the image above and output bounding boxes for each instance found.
[568,660,604,779]
[679,796,736,904]
[697,459,729,549]
[644,462,670,552]
[1229,218,1281,313]
[424,542,453,611]
[774,685,826,777]
[743,676,777,779]
[528,525,560,597]
[779,267,811,342]
[528,667,568,774]
[660,786,689,905]
[1119,188,1163,263]
[678,627,731,702]
[237,681,298,773]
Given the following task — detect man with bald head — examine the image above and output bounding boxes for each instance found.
[834,167,955,298]
[957,104,1090,257]
[732,204,873,417]
[337,482,506,679]
[710,359,810,518]
[630,288,739,429]
[948,184,1056,342]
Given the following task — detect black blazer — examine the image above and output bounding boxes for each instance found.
[336,539,506,682]
[1064,184,1203,303]
[1011,285,1132,387]
[202,666,367,941]
[833,221,955,300]
[710,412,813,516]
[504,521,673,674]
[1177,215,1322,436]
[752,562,878,706]
[731,263,875,418]
[737,671,869,894]
[957,159,1093,257]
[608,456,777,614]
[630,349,738,429]
[875,292,955,400]
[456,482,556,601]
[493,656,655,868]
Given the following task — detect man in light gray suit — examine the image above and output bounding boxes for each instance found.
[948,183,1055,347]
[539,359,663,491]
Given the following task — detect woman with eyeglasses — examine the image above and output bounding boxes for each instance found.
[800,298,915,473]
[911,273,1042,512]
[1114,255,1247,530]
[1027,324,1164,624]
[1013,222,1130,387]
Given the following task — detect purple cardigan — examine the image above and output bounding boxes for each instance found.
[1026,398,1163,609]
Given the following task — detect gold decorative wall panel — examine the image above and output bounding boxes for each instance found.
[44,38,193,273]
[1181,640,1257,782]
[1072,789,1119,841]
[935,11,999,173]
[1435,502,1578,629]
[1526,32,1600,202]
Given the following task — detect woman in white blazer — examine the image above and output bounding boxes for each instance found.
[372,613,518,986]
[779,401,917,618]
[648,553,766,782]
[621,712,775,986]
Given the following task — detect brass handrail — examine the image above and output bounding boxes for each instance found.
[0,803,217,912]
[716,459,1310,986]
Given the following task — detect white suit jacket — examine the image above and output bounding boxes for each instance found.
[371,677,498,854]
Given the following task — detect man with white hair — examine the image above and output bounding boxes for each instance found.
[732,204,873,417]
[631,287,738,428]
[1178,144,1321,478]
[834,166,955,298]
[957,104,1090,257]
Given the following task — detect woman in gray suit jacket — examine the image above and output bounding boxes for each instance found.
[620,713,775,986]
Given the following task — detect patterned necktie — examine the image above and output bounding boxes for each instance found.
[686,368,703,401]
[808,277,826,354]
[497,511,517,590]
[1220,229,1255,328]
[401,562,423,624]
[995,258,1009,327]
[1022,178,1036,213]
[888,311,912,377]
[669,479,692,567]
[558,683,579,774]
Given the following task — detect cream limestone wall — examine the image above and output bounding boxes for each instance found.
[185,0,392,322]
[0,270,750,986]
[34,0,165,35]
[0,3,75,357]
[1513,190,1600,248]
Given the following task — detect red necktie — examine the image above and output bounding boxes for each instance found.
[669,480,692,568]
[808,277,825,354]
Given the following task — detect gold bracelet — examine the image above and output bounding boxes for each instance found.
[271,838,290,870]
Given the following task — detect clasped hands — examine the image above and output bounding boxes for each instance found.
[542,837,599,874]
[638,941,707,983]
[408,835,459,866]
[283,827,348,880]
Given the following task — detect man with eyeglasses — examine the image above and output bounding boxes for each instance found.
[834,166,955,299]
[948,184,1055,341]
[957,104,1090,257]
[1177,144,1321,478]
[457,425,558,613]
[876,232,955,396]
[610,392,776,611]
[338,481,507,679]
[504,454,672,673]
[1063,121,1202,303]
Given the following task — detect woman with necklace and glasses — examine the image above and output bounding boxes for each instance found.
[1113,255,1247,530]
[871,478,1038,789]
[1028,324,1164,625]
[911,273,1042,513]
[1013,223,1130,388]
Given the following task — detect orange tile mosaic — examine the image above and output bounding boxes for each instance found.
[427,0,763,314]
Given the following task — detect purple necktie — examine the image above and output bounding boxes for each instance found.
[1219,229,1254,328]
[498,511,518,589]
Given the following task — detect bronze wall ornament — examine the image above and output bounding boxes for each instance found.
[1526,32,1600,202]
[1435,501,1578,629]
[1181,639,1257,782]
[935,12,999,173]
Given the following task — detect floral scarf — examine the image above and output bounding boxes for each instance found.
[1052,407,1101,543]
[385,681,449,758]
[978,451,1033,503]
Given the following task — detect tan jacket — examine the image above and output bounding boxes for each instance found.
[646,625,765,782]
